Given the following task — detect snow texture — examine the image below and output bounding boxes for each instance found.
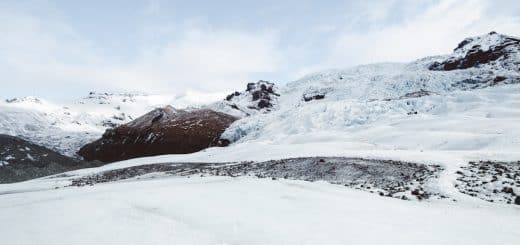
[0,176,519,245]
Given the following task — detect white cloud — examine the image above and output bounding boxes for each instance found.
[1,0,519,99]
[0,3,283,99]
[295,0,520,76]
[101,29,283,93]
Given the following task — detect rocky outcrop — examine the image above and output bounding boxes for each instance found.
[214,80,280,117]
[302,88,329,102]
[455,161,520,205]
[0,134,98,183]
[429,32,520,71]
[78,106,237,163]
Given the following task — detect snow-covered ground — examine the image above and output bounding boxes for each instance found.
[0,176,518,245]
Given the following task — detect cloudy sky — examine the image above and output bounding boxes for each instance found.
[1,0,519,101]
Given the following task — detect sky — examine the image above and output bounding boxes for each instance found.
[1,0,519,101]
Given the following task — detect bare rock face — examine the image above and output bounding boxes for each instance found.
[0,134,98,183]
[78,106,237,163]
[429,32,520,71]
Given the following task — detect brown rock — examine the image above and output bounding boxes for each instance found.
[78,106,237,162]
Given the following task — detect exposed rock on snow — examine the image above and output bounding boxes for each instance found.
[0,134,99,183]
[5,96,43,104]
[210,80,279,117]
[429,32,520,71]
[78,107,237,163]
[455,161,520,205]
[302,88,328,102]
[70,157,443,201]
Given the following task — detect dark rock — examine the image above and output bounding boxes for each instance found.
[225,80,278,112]
[515,196,520,205]
[411,189,421,196]
[493,76,507,83]
[0,134,100,183]
[78,106,237,163]
[246,83,256,92]
[502,187,516,195]
[400,89,433,99]
[225,91,241,101]
[252,90,262,101]
[303,94,325,102]
[257,99,271,109]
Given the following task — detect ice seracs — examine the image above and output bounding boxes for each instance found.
[220,32,520,146]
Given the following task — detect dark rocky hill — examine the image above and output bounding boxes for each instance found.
[0,134,100,183]
[78,107,237,163]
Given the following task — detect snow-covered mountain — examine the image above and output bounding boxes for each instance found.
[0,82,276,157]
[1,32,519,161]
[220,32,520,154]
[0,134,97,183]
[0,91,232,156]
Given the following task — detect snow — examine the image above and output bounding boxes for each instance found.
[25,153,35,161]
[0,176,518,245]
[0,160,8,166]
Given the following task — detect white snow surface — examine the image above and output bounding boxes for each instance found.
[0,176,519,245]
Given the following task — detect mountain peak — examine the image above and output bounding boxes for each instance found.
[430,32,520,71]
[5,96,43,104]
[454,31,517,53]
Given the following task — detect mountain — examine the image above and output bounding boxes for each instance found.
[75,80,281,162]
[0,92,220,157]
[78,107,237,162]
[0,134,99,183]
[220,32,520,151]
[429,31,519,71]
